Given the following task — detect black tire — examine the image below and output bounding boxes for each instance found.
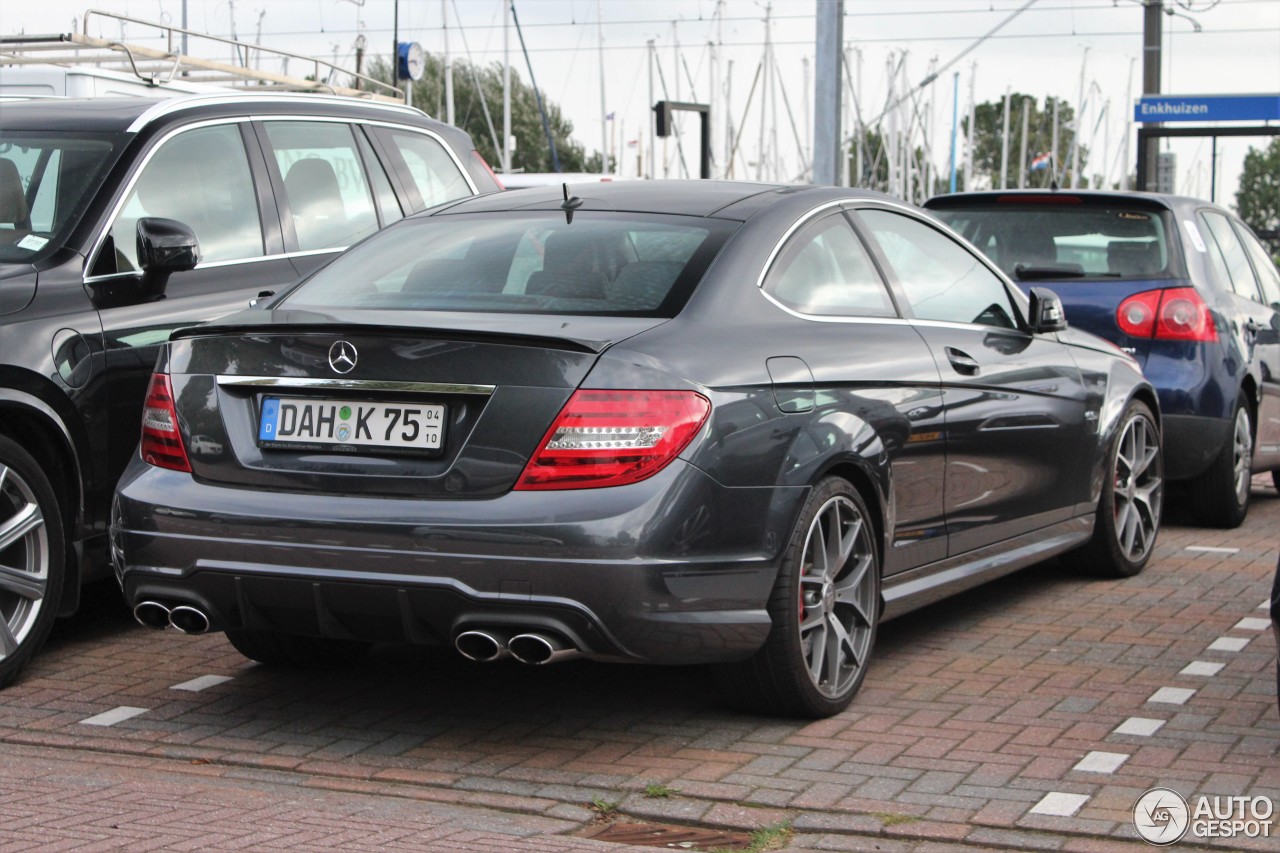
[1064,400,1163,578]
[225,628,370,668]
[0,436,67,689]
[716,477,879,718]
[1190,395,1254,529]
[1271,469,1279,493]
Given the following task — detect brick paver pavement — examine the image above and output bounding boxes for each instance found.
[2,479,1276,851]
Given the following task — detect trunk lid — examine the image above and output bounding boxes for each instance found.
[167,313,667,496]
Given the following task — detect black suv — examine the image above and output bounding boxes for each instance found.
[0,92,500,686]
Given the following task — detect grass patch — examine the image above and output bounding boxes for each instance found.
[643,784,680,799]
[589,797,619,818]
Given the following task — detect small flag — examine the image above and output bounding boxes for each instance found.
[627,139,638,148]
[606,112,616,120]
[1029,152,1052,171]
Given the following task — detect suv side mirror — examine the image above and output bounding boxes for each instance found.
[1028,286,1067,334]
[137,217,200,273]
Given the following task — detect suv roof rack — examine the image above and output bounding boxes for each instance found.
[0,9,404,104]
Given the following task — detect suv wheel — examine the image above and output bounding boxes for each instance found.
[0,436,66,688]
[1190,395,1253,529]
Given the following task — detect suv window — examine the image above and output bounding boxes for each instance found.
[0,131,122,263]
[1200,211,1263,301]
[763,212,895,317]
[373,128,473,211]
[108,124,262,272]
[264,121,379,252]
[858,209,1018,328]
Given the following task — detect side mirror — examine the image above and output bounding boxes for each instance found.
[1028,286,1067,334]
[137,217,200,273]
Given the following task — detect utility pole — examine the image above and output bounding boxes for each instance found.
[812,0,842,185]
[999,88,1011,190]
[598,0,607,174]
[443,0,454,126]
[1141,0,1163,190]
[1018,97,1031,189]
[503,0,511,174]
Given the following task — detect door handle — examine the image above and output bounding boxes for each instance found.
[945,346,980,375]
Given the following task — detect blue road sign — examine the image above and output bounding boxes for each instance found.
[1135,94,1280,123]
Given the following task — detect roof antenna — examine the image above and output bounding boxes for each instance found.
[560,182,583,224]
[1049,156,1059,191]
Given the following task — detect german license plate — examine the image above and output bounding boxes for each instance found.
[258,397,445,452]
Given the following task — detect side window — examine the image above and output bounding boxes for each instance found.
[376,129,472,211]
[111,124,263,271]
[1200,211,1262,301]
[355,128,403,228]
[857,209,1018,329]
[263,121,378,252]
[1234,220,1280,307]
[763,213,896,317]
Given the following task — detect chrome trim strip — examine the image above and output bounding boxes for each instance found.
[756,289,910,325]
[216,376,496,395]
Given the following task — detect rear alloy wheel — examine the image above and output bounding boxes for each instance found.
[1065,400,1162,578]
[0,436,66,689]
[1190,395,1253,529]
[225,628,370,668]
[716,477,879,718]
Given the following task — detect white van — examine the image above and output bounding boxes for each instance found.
[0,64,223,98]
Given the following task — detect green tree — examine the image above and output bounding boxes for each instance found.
[1235,136,1280,257]
[369,55,596,174]
[960,94,1086,191]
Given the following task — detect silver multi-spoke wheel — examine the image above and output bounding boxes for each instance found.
[0,463,50,662]
[1112,412,1162,564]
[0,437,65,688]
[1065,400,1162,578]
[797,495,877,700]
[716,477,879,717]
[1230,404,1252,508]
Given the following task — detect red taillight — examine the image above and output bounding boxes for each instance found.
[515,390,711,490]
[1116,287,1216,342]
[140,372,191,472]
[1116,290,1160,337]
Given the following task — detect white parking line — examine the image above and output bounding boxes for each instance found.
[1184,546,1240,554]
[80,706,148,727]
[1148,687,1195,705]
[1179,661,1225,677]
[171,675,233,692]
[1073,751,1129,774]
[1207,637,1250,653]
[1113,717,1165,737]
[1029,792,1090,817]
[1233,617,1271,632]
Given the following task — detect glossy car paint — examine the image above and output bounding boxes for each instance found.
[112,183,1157,671]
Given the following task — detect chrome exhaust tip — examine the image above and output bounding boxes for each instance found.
[168,605,211,635]
[133,601,171,630]
[455,630,510,662]
[508,632,580,665]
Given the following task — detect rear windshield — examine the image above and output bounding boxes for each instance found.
[283,211,735,317]
[933,202,1174,281]
[0,130,124,263]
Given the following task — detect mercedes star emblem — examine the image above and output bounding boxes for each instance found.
[328,340,358,374]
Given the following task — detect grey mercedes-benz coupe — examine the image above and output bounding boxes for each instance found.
[111,181,1163,717]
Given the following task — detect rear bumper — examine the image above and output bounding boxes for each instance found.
[1162,413,1231,481]
[111,458,803,664]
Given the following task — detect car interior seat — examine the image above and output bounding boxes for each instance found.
[285,158,356,251]
[0,159,32,240]
[1107,241,1161,277]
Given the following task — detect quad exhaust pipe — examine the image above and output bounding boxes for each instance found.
[453,629,581,665]
[132,600,211,635]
